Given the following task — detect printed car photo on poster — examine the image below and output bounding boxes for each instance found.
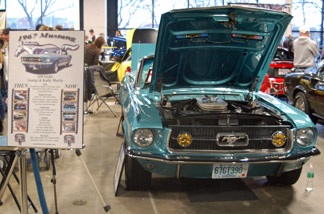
[62,122,76,133]
[16,42,79,74]
[12,89,29,133]
[63,90,77,101]
[13,121,27,132]
[62,102,76,111]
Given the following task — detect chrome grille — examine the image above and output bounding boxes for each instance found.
[24,58,41,62]
[168,125,291,152]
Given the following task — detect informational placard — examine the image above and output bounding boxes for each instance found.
[8,31,84,149]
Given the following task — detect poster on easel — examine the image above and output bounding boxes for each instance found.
[7,31,84,149]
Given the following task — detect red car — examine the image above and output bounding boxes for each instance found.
[260,47,293,95]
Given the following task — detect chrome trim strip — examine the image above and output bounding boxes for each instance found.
[168,125,292,128]
[127,147,320,165]
[22,62,52,65]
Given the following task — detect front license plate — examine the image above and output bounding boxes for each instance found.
[212,164,248,179]
[278,68,289,75]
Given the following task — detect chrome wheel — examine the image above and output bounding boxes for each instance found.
[295,96,305,112]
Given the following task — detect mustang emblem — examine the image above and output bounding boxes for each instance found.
[222,136,245,144]
[217,132,248,147]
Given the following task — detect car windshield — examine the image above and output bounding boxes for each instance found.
[139,58,154,88]
[33,48,60,54]
[274,48,292,60]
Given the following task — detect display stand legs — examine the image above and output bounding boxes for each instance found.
[75,149,111,213]
[50,149,59,214]
[0,150,38,213]
[19,149,28,214]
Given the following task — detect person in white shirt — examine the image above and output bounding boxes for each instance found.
[293,26,319,69]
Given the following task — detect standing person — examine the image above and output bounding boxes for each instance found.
[283,34,293,59]
[1,28,10,89]
[0,32,3,131]
[84,37,106,66]
[0,28,9,131]
[85,35,90,45]
[89,29,96,43]
[293,26,318,69]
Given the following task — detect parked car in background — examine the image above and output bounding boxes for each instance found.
[284,60,324,124]
[260,47,293,95]
[107,29,157,82]
[108,36,127,61]
[119,6,320,190]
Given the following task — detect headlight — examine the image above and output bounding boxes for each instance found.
[45,58,51,63]
[133,129,154,148]
[296,128,315,146]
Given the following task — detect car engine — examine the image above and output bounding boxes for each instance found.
[160,96,288,126]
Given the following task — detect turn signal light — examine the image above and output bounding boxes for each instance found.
[272,131,286,147]
[177,132,192,147]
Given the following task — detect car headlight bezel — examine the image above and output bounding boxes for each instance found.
[296,128,315,146]
[132,128,154,148]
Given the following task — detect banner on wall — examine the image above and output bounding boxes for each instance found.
[8,31,84,149]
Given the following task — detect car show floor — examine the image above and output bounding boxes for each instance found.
[1,103,324,214]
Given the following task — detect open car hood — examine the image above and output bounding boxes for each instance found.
[150,6,292,92]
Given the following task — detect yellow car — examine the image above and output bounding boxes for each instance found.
[109,29,157,82]
[110,48,132,82]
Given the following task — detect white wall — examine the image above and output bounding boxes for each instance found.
[84,0,107,38]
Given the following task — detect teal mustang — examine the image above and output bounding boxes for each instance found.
[119,6,320,190]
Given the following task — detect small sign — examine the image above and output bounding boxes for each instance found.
[8,31,84,149]
[113,142,126,196]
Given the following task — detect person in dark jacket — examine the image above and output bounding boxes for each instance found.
[84,37,105,66]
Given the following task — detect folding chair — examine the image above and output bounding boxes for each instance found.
[85,65,119,117]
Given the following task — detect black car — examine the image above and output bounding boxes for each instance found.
[284,61,324,123]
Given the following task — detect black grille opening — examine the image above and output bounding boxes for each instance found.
[168,125,290,151]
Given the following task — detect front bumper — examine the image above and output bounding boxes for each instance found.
[127,147,320,178]
[127,147,320,164]
[22,62,52,70]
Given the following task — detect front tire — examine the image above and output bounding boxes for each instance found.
[266,167,302,186]
[52,61,59,73]
[25,65,33,72]
[125,155,151,190]
[294,92,318,124]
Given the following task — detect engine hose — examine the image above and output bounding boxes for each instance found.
[30,148,49,214]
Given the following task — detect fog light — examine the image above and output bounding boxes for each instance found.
[177,132,192,147]
[272,131,286,147]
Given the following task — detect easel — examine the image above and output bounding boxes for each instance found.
[0,147,112,214]
[75,149,111,212]
[0,148,37,214]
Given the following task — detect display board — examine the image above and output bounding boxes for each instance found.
[8,31,84,149]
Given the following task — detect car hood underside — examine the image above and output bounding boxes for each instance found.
[151,6,292,92]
